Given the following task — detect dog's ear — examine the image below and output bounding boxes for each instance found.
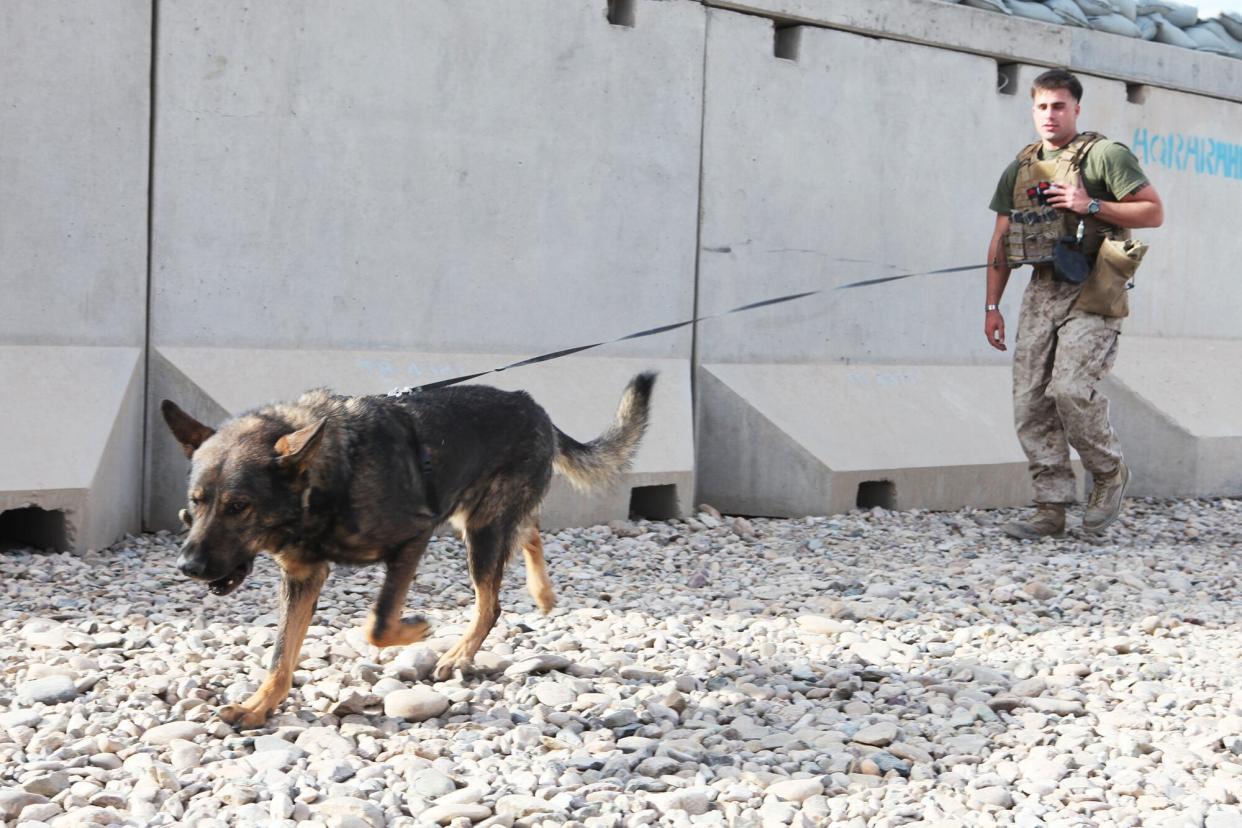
[161,401,216,459]
[275,418,327,471]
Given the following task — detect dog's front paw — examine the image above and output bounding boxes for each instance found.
[433,649,474,681]
[218,703,271,729]
[366,616,431,649]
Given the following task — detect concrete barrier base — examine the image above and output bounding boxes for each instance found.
[0,346,143,551]
[146,347,691,533]
[1109,336,1242,498]
[697,362,1085,517]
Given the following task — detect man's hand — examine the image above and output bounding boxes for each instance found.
[1046,178,1090,214]
[985,309,1006,351]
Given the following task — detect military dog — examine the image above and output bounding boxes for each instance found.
[161,372,655,728]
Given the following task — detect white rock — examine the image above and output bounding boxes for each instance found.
[1010,677,1047,697]
[422,803,493,824]
[311,796,386,827]
[797,615,851,635]
[20,802,64,822]
[141,722,207,746]
[0,708,43,729]
[533,682,576,707]
[392,646,440,681]
[17,675,79,705]
[765,778,824,802]
[383,687,449,721]
[852,722,898,747]
[295,727,355,755]
[849,641,891,666]
[0,791,49,820]
[169,739,205,771]
[647,789,711,816]
[410,768,457,798]
[435,786,486,806]
[1024,697,1084,716]
[971,786,1014,808]
[496,794,555,817]
[504,654,573,677]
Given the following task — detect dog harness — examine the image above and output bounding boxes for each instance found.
[387,388,441,517]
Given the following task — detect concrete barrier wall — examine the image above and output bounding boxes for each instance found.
[150,0,704,357]
[698,10,1242,365]
[693,5,1241,515]
[698,10,1015,365]
[4,0,1241,548]
[142,0,705,530]
[0,0,150,347]
[0,2,149,550]
[1117,85,1242,339]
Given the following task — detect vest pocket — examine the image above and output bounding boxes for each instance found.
[1071,238,1148,318]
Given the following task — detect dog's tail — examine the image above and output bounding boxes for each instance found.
[553,371,657,491]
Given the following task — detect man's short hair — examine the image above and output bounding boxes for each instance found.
[1031,68,1083,102]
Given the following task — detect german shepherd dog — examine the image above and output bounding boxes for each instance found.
[161,372,655,728]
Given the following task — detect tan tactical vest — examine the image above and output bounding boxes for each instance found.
[1004,131,1129,268]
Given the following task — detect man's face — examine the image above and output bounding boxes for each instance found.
[1031,87,1080,147]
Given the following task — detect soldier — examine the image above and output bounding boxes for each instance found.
[984,69,1163,538]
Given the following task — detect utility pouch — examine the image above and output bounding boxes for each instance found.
[1072,238,1147,318]
[1052,237,1091,285]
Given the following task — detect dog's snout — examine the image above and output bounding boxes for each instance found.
[178,549,209,579]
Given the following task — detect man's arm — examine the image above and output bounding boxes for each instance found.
[1099,182,1163,228]
[985,213,1011,352]
[1047,180,1164,229]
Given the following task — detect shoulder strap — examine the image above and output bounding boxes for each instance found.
[1016,140,1043,165]
[1066,131,1106,171]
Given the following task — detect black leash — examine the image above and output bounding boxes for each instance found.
[389,261,986,395]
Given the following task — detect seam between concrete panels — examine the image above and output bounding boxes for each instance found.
[690,5,713,446]
[140,0,160,527]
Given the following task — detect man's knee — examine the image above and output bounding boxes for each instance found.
[1046,376,1095,411]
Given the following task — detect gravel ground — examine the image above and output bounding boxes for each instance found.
[2,498,1241,828]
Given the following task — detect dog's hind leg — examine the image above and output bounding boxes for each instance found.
[521,523,556,614]
[220,560,329,729]
[366,533,433,648]
[433,521,514,680]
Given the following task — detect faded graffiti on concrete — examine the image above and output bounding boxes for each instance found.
[1131,128,1242,181]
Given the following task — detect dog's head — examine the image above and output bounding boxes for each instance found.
[161,400,327,596]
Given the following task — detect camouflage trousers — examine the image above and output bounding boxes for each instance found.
[1013,269,1124,504]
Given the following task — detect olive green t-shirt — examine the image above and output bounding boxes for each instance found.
[989,139,1149,214]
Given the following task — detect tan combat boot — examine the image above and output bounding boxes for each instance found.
[1083,462,1130,534]
[1003,504,1066,540]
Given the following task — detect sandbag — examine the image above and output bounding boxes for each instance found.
[1219,11,1242,41]
[1136,1,1178,15]
[1074,0,1117,15]
[1112,0,1138,21]
[962,0,1012,12]
[1046,0,1091,26]
[1136,13,1159,38]
[1089,12,1143,36]
[1152,13,1200,47]
[1137,2,1197,27]
[1197,19,1242,57]
[1159,2,1198,27]
[1184,22,1235,54]
[1010,0,1064,24]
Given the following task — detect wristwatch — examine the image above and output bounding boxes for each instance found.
[985,304,1000,312]
[1087,199,1101,215]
